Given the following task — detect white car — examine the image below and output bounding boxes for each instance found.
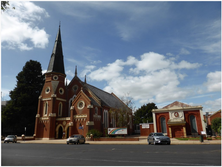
[67,134,85,145]
[147,132,170,145]
[4,135,17,143]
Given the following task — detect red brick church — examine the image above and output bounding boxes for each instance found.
[34,27,133,139]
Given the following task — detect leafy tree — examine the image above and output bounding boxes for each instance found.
[109,95,134,127]
[1,60,44,136]
[1,1,14,11]
[211,117,221,136]
[133,103,158,124]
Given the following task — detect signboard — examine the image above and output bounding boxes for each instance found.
[141,123,149,129]
[108,128,127,135]
[201,131,206,135]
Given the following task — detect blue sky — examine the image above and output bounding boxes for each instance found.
[1,1,221,113]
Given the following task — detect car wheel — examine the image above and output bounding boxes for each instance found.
[67,142,69,145]
[167,142,171,145]
[77,141,79,145]
[148,139,150,145]
[4,141,5,143]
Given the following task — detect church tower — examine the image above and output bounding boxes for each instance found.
[34,26,67,139]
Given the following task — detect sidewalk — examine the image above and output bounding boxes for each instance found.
[11,137,221,145]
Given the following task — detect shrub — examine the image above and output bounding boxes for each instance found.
[211,117,221,135]
[87,129,102,138]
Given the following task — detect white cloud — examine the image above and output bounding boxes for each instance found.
[204,71,221,92]
[42,70,47,75]
[88,59,124,81]
[179,48,190,55]
[204,98,221,113]
[171,60,202,69]
[1,88,11,100]
[54,1,169,41]
[80,65,96,78]
[87,52,201,104]
[182,19,221,55]
[66,70,74,78]
[1,1,49,51]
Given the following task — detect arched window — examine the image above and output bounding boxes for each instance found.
[95,107,98,115]
[44,102,48,116]
[190,115,197,133]
[103,110,109,128]
[129,115,132,129]
[58,102,62,117]
[68,95,76,117]
[160,117,167,133]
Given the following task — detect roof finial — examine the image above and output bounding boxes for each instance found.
[75,66,77,76]
[85,75,86,83]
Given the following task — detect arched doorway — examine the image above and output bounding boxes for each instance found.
[58,126,63,139]
[66,127,69,138]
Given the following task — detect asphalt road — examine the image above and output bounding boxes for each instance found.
[1,143,221,166]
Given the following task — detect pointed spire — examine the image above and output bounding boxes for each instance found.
[75,66,77,76]
[84,75,86,83]
[47,26,65,75]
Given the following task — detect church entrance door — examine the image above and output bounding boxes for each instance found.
[66,127,69,138]
[58,126,63,139]
[171,126,183,138]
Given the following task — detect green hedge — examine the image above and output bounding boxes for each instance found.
[87,129,103,138]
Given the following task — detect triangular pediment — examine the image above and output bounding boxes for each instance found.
[162,101,191,109]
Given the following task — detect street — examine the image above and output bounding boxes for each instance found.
[1,143,221,166]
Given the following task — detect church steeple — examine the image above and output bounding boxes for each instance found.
[47,25,65,75]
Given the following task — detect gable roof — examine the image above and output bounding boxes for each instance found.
[85,83,128,110]
[162,101,191,109]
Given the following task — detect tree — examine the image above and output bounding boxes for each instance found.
[211,117,221,136]
[133,103,158,124]
[1,1,14,11]
[1,60,44,136]
[109,95,134,127]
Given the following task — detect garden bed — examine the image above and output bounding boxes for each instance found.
[176,137,221,140]
[93,137,139,141]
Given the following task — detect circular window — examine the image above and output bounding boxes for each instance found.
[53,75,58,80]
[174,112,179,117]
[77,101,85,110]
[59,88,64,95]
[45,87,50,94]
[72,85,78,92]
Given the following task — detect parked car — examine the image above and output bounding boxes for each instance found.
[147,132,170,145]
[4,135,17,143]
[67,134,85,145]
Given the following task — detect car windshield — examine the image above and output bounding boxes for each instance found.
[7,135,15,138]
[73,135,80,138]
[154,133,164,136]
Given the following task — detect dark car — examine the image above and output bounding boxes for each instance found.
[4,135,17,143]
[147,132,170,145]
[67,134,85,145]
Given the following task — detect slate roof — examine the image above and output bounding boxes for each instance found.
[47,26,65,75]
[85,83,128,110]
[162,101,191,109]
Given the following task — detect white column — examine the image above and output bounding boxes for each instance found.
[153,112,157,132]
[199,108,206,132]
